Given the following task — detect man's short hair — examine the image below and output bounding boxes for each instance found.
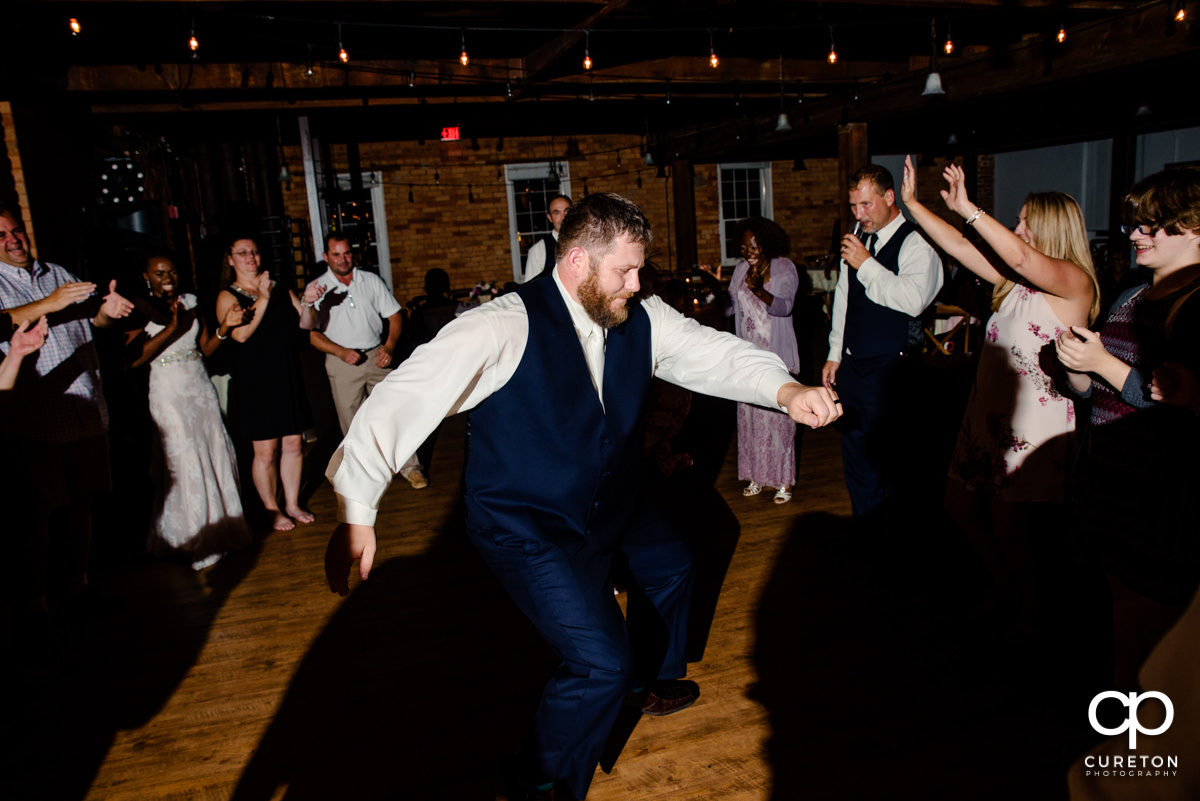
[325,232,352,253]
[849,164,895,196]
[548,194,572,208]
[556,193,652,263]
[0,204,21,223]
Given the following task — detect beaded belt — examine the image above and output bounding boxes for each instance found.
[157,349,203,367]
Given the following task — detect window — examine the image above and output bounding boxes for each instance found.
[505,162,571,282]
[717,162,773,265]
[324,172,392,290]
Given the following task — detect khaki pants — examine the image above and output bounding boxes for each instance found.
[325,348,420,476]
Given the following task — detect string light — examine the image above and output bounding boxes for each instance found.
[69,18,82,36]
[338,24,348,63]
[827,26,838,64]
[1056,24,1066,43]
[583,30,592,71]
[305,44,314,77]
[460,30,469,67]
[944,19,954,55]
[1174,0,1187,21]
[188,18,199,58]
[709,30,719,68]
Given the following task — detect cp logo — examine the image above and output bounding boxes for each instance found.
[1088,691,1174,749]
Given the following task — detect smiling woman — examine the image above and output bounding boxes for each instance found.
[700,217,800,504]
[125,252,252,570]
[1055,166,1200,685]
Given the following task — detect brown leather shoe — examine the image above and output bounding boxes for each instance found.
[625,679,700,717]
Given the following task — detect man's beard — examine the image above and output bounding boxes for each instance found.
[578,266,633,329]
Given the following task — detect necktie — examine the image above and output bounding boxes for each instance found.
[867,234,877,257]
[585,326,606,401]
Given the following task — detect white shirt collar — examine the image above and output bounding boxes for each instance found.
[552,268,605,341]
[873,211,908,250]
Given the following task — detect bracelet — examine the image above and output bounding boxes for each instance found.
[301,300,315,309]
[216,330,229,341]
[965,207,987,226]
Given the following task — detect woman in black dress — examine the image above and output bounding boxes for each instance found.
[216,236,323,531]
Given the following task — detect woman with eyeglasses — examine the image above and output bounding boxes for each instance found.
[900,157,1099,620]
[216,236,323,532]
[1056,168,1200,681]
[701,217,800,503]
[127,253,251,569]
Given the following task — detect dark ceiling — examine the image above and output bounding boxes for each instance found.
[4,1,1199,160]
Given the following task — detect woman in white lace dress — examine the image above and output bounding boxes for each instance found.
[127,254,252,570]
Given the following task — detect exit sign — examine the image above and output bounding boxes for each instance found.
[441,126,460,141]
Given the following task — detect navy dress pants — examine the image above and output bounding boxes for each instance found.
[837,351,911,518]
[468,499,693,800]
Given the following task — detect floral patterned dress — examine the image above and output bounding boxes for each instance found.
[947,284,1075,502]
[731,258,799,490]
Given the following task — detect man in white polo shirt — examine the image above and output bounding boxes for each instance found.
[308,232,426,488]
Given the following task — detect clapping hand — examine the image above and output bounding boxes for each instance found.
[100,279,134,321]
[303,282,328,307]
[9,316,48,356]
[1151,362,1200,414]
[256,270,272,298]
[47,281,97,312]
[221,302,245,329]
[1056,326,1108,373]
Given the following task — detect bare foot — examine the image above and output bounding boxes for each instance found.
[286,507,315,524]
[272,512,296,531]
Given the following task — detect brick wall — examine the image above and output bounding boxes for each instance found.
[280,135,978,302]
[0,101,36,252]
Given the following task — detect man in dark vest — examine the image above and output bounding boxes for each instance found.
[325,193,842,800]
[821,164,943,519]
[521,194,571,283]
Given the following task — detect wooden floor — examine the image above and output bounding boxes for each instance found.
[5,401,1115,801]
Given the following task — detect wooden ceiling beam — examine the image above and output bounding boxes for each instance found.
[657,3,1198,161]
[517,0,636,84]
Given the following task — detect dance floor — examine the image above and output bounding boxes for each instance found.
[6,405,1112,801]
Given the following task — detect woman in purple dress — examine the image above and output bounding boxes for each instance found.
[703,218,800,503]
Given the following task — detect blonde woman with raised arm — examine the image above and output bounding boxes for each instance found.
[901,156,1098,617]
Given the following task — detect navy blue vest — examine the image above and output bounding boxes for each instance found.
[464,277,652,553]
[843,220,923,359]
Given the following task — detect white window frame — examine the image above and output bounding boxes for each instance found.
[717,162,773,267]
[333,171,392,292]
[504,162,572,282]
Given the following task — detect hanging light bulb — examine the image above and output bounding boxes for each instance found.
[69,18,82,36]
[709,30,719,68]
[460,30,469,67]
[827,26,838,65]
[1174,0,1187,21]
[338,24,348,63]
[583,30,592,71]
[305,45,314,77]
[188,18,199,58]
[1056,24,1066,43]
[944,19,954,55]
